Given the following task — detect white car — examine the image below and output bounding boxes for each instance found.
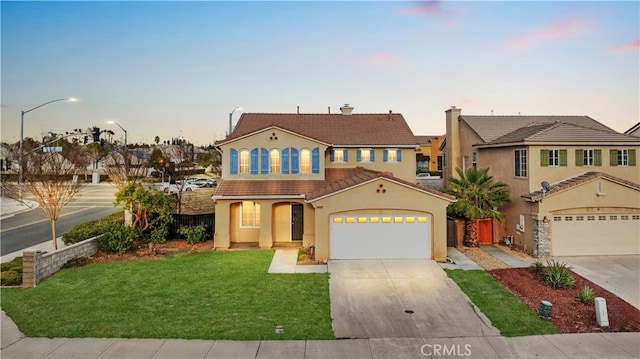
[416,173,441,179]
[156,182,199,194]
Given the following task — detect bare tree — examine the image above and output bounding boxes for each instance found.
[4,146,83,250]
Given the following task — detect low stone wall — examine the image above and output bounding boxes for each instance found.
[22,236,99,288]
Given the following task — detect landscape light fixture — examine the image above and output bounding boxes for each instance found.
[19,97,77,201]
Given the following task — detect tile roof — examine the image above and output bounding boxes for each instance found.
[478,122,640,147]
[213,167,455,202]
[522,172,640,202]
[217,113,419,147]
[460,115,616,143]
[415,135,439,144]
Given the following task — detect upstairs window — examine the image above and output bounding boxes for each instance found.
[241,201,260,227]
[514,149,527,177]
[269,149,280,173]
[611,149,636,167]
[540,149,567,167]
[300,148,311,173]
[239,149,250,174]
[383,149,402,162]
[357,149,375,163]
[330,149,348,163]
[576,149,601,167]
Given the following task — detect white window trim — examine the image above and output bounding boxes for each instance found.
[549,149,559,167]
[583,149,594,167]
[240,201,261,228]
[618,149,629,166]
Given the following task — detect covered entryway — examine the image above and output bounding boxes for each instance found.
[552,213,640,256]
[330,214,431,259]
[272,202,305,242]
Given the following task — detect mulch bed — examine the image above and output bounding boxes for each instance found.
[491,267,640,333]
[90,240,215,263]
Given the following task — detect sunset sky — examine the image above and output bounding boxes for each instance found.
[2,1,638,146]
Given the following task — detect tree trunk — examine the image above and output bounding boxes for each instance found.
[464,219,479,247]
[51,220,58,250]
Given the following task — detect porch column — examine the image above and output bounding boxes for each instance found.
[259,201,273,249]
[302,203,315,248]
[214,201,230,250]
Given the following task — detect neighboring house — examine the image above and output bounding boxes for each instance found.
[625,122,640,137]
[415,135,445,173]
[443,106,640,258]
[212,106,455,261]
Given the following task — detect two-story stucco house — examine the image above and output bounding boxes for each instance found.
[442,106,640,258]
[212,106,455,262]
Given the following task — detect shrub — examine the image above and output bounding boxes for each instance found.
[63,212,125,245]
[528,261,545,276]
[61,257,92,269]
[0,270,22,286]
[1,256,22,273]
[97,223,138,254]
[178,225,207,244]
[543,260,575,289]
[577,286,596,305]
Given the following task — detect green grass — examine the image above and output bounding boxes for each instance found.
[0,250,334,340]
[445,269,559,337]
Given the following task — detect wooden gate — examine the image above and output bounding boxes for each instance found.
[477,218,493,244]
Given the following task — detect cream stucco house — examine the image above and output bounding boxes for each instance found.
[442,106,640,258]
[212,106,455,261]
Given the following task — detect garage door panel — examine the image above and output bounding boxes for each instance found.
[330,215,431,259]
[553,214,640,256]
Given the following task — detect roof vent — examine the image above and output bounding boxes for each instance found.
[339,104,354,115]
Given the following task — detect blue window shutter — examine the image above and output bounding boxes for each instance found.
[291,148,299,174]
[312,147,320,173]
[250,148,258,174]
[370,149,375,162]
[344,149,348,162]
[282,148,290,174]
[383,150,388,162]
[261,148,269,174]
[397,150,402,162]
[230,149,238,174]
[356,149,362,162]
[330,150,335,162]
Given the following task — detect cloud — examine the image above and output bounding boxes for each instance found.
[507,16,590,50]
[369,51,398,66]
[459,97,475,105]
[610,38,640,53]
[404,1,447,16]
[402,1,465,30]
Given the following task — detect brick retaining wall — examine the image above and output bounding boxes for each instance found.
[22,236,99,288]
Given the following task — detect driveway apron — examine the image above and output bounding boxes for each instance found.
[329,259,499,339]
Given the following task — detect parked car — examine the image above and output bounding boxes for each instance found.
[156,182,199,194]
[180,177,218,188]
[416,173,441,179]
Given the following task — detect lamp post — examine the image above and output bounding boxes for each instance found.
[19,97,77,201]
[107,120,127,147]
[228,106,241,136]
[108,120,129,181]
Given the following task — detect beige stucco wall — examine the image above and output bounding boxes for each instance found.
[218,128,327,180]
[325,148,417,183]
[444,108,482,180]
[310,178,452,262]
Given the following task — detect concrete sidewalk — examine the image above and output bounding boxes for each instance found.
[479,244,534,268]
[267,248,327,274]
[0,196,39,220]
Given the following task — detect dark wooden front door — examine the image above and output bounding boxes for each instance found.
[291,204,304,241]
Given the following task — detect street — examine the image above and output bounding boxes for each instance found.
[0,183,121,256]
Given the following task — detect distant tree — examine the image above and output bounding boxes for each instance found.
[155,136,160,145]
[443,167,510,247]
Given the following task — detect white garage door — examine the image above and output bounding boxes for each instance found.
[552,214,640,256]
[330,214,431,259]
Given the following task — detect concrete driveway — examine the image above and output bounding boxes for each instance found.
[555,255,640,310]
[328,259,499,339]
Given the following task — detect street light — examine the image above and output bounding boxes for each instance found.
[19,97,77,201]
[107,120,127,147]
[228,106,242,136]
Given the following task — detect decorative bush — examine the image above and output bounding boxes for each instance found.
[61,257,92,269]
[577,286,596,305]
[0,256,22,273]
[543,260,575,289]
[97,223,138,254]
[528,261,545,276]
[178,225,207,244]
[63,212,125,245]
[0,270,21,286]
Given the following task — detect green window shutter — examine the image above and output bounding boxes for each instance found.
[594,149,602,166]
[540,149,549,166]
[559,150,567,166]
[629,149,637,166]
[575,149,583,166]
[610,149,618,166]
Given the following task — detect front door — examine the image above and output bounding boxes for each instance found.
[291,204,304,241]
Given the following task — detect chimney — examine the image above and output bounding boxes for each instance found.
[388,110,393,121]
[297,106,300,114]
[328,106,331,114]
[339,104,354,115]
[445,106,462,181]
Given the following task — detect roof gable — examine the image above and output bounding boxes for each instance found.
[219,113,419,147]
[460,115,616,144]
[522,172,640,202]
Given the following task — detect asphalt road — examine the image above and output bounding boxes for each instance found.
[0,184,121,255]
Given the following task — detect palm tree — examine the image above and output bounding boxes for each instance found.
[444,167,510,247]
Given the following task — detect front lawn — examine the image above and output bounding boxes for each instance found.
[0,250,334,340]
[445,269,559,337]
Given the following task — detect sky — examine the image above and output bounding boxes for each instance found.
[1,1,639,146]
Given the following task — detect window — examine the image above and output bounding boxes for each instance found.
[618,150,628,166]
[576,216,584,221]
[576,149,601,167]
[564,216,573,221]
[384,149,401,162]
[548,150,559,166]
[553,216,562,221]
[239,149,250,174]
[587,216,595,221]
[357,149,374,163]
[269,149,280,173]
[472,151,477,168]
[300,149,311,173]
[540,149,567,167]
[610,149,636,167]
[598,215,606,220]
[632,215,640,220]
[514,149,527,177]
[621,215,629,220]
[610,215,617,220]
[241,201,260,227]
[331,149,347,163]
[437,156,443,171]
